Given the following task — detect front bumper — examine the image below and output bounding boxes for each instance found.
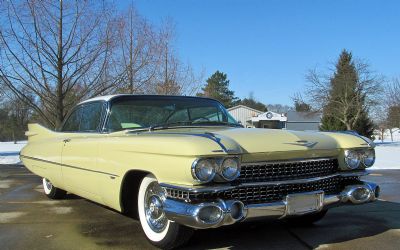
[161,181,380,229]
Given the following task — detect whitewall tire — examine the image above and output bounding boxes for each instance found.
[137,174,193,249]
[42,178,67,199]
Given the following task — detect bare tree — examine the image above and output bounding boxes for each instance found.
[305,60,383,130]
[0,0,117,128]
[113,5,162,94]
[387,78,400,106]
[152,20,202,96]
[267,104,292,114]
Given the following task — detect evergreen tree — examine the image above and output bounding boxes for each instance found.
[320,50,375,137]
[197,71,238,108]
[238,92,268,111]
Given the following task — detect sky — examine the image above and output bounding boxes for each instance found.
[118,0,400,106]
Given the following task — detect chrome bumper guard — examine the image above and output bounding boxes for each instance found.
[161,181,379,229]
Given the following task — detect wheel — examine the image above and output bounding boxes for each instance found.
[42,178,67,199]
[138,174,193,249]
[285,210,328,226]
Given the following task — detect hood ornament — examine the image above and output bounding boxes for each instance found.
[285,140,318,148]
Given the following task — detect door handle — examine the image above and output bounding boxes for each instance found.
[63,138,71,143]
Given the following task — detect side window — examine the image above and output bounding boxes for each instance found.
[62,108,82,132]
[61,102,104,132]
[79,102,104,132]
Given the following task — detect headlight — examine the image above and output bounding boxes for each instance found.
[362,148,375,167]
[219,158,240,181]
[344,150,361,169]
[191,159,216,183]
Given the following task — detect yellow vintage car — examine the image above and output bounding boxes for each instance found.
[21,95,379,249]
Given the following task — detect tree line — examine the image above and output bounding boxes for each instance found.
[0,0,202,138]
[293,49,400,139]
[197,50,400,140]
[1,2,399,141]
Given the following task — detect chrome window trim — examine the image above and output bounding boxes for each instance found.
[59,100,107,133]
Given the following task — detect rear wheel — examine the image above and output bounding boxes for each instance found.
[138,174,193,249]
[285,210,328,226]
[42,178,67,199]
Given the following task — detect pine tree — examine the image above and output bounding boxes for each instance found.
[320,50,375,137]
[197,71,238,108]
[238,92,268,111]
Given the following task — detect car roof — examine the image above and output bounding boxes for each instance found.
[78,94,219,105]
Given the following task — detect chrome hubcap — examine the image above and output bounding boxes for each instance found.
[44,178,52,190]
[144,182,167,232]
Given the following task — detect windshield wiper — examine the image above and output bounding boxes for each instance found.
[148,121,194,131]
[191,121,243,127]
[147,120,242,132]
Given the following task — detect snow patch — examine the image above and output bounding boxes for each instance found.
[0,141,27,165]
[50,206,72,214]
[0,212,26,223]
[0,180,14,188]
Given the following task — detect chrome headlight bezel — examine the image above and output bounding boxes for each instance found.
[362,148,375,168]
[344,149,361,170]
[191,158,216,183]
[191,156,241,183]
[217,157,241,182]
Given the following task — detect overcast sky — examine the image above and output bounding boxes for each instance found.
[120,0,400,105]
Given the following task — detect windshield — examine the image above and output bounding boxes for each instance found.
[105,96,240,132]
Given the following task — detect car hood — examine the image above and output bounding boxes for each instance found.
[116,127,370,156]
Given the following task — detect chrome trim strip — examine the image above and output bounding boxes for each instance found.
[240,157,336,166]
[20,155,119,177]
[238,174,338,186]
[160,171,367,193]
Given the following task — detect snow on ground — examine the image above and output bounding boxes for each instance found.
[0,140,399,169]
[371,142,400,170]
[0,141,27,165]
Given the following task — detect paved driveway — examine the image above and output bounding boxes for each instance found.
[0,165,399,250]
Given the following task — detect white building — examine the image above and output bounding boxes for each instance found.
[228,105,322,131]
[227,105,263,127]
[228,105,286,129]
[248,111,287,129]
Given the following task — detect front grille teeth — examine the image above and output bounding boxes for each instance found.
[238,158,339,182]
[164,176,361,205]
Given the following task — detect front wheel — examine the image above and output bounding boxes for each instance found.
[138,174,193,249]
[42,178,67,199]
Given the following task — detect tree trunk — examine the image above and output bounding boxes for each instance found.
[345,123,352,131]
[56,0,64,128]
[389,128,393,142]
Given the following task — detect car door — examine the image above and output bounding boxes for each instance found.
[60,101,106,203]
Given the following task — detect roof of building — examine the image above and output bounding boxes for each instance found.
[227,105,263,114]
[250,111,287,122]
[286,111,322,123]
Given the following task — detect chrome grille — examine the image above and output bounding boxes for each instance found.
[164,176,360,205]
[238,158,338,182]
[220,177,340,204]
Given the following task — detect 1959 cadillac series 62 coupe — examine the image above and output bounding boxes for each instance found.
[21,95,380,249]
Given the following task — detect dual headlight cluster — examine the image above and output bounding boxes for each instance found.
[191,157,240,183]
[344,148,375,169]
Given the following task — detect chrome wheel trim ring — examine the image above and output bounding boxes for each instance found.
[44,178,52,191]
[144,181,168,233]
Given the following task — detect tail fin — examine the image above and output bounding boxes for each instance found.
[25,123,55,142]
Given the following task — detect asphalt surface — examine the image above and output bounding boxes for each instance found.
[0,165,399,250]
